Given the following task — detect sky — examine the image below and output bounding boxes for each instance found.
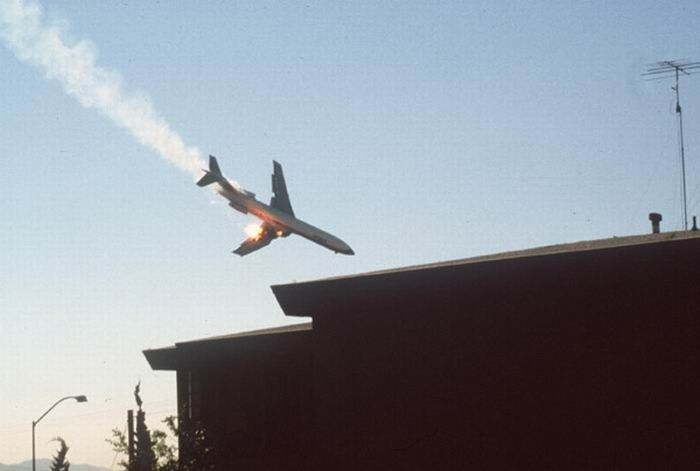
[1,0,699,466]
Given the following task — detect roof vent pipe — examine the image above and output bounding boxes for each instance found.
[649,212,662,234]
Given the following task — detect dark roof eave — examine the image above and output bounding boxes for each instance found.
[142,322,313,371]
[143,346,179,371]
[272,231,700,318]
[175,322,312,346]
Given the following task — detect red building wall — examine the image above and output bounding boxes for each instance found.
[173,329,314,470]
[292,238,699,470]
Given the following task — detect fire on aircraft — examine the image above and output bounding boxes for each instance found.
[197,156,354,256]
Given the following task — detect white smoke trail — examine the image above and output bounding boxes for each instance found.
[0,0,204,177]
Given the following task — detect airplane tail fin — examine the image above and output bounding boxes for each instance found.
[197,155,223,187]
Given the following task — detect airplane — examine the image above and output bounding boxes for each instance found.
[197,155,355,256]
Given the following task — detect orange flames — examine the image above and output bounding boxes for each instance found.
[244,223,264,240]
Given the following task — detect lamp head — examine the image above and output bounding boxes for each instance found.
[74,395,88,403]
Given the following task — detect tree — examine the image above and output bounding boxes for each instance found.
[107,428,130,471]
[107,384,213,471]
[159,416,214,471]
[134,411,157,471]
[109,415,212,471]
[50,437,70,471]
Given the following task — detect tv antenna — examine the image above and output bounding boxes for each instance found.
[643,59,700,230]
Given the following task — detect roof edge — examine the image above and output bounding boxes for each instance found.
[143,322,312,371]
[273,231,700,290]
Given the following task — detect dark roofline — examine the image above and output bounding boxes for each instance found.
[278,231,700,286]
[143,346,178,371]
[145,231,700,371]
[143,322,312,370]
[272,231,700,317]
[175,322,312,346]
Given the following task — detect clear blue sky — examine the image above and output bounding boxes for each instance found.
[1,0,699,466]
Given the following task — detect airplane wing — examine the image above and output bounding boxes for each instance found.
[270,161,295,216]
[233,222,278,256]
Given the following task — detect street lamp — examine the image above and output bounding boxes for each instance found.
[32,395,88,471]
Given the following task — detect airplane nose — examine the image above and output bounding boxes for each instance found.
[343,248,355,255]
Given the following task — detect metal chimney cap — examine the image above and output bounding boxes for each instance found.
[649,212,662,222]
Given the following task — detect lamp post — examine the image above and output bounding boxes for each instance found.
[32,395,87,471]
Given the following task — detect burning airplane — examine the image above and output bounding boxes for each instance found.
[198,156,354,256]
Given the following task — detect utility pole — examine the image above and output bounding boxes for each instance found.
[643,60,700,230]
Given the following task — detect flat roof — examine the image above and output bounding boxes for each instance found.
[175,322,312,346]
[272,231,700,317]
[145,230,700,370]
[143,322,312,370]
[290,231,700,285]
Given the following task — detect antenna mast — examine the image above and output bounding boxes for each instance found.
[643,59,700,230]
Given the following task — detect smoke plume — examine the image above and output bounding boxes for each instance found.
[0,0,204,177]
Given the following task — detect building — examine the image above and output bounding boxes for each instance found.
[145,232,700,469]
[144,323,314,469]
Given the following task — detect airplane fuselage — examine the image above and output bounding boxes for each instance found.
[216,184,354,255]
[197,155,354,256]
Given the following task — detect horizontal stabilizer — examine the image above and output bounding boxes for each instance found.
[197,171,218,187]
[197,155,223,187]
[196,155,239,194]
